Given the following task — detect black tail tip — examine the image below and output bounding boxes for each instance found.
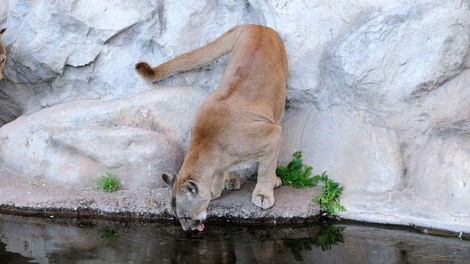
[135,62,155,78]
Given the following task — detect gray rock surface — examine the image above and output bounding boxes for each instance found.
[0,0,469,232]
[0,166,320,224]
[0,87,205,188]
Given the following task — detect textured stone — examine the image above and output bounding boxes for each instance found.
[280,106,403,194]
[411,122,470,217]
[327,2,470,109]
[0,87,207,188]
[0,166,320,225]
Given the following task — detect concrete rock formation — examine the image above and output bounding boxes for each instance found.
[0,86,207,188]
[0,0,469,232]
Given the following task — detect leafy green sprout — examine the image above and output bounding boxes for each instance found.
[96,172,120,192]
[313,173,346,215]
[276,151,346,216]
[276,151,315,188]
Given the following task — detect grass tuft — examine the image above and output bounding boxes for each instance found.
[96,172,120,192]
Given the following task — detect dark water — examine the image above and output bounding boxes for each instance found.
[0,214,469,264]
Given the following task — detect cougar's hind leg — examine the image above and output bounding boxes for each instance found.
[224,171,241,190]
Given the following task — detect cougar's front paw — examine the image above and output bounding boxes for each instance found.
[252,189,275,209]
[224,177,241,190]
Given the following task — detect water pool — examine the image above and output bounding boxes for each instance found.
[1,214,469,263]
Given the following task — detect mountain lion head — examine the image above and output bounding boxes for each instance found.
[162,173,208,232]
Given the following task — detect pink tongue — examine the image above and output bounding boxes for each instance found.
[196,223,205,232]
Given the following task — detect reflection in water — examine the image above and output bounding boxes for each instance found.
[97,228,120,246]
[0,214,469,263]
[0,240,36,264]
[283,225,345,261]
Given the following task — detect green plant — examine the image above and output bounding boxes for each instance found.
[312,173,346,215]
[277,151,346,216]
[96,172,120,192]
[276,151,315,188]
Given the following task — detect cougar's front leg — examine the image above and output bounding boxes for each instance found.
[252,127,282,209]
[211,171,225,200]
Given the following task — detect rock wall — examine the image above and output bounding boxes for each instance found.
[0,0,469,232]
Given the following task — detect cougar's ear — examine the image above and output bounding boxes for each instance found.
[162,173,175,187]
[180,181,198,195]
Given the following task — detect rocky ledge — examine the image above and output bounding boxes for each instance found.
[0,166,320,226]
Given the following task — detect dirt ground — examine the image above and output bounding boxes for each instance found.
[0,166,320,226]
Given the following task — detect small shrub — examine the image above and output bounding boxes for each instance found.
[277,151,346,216]
[276,151,315,188]
[96,172,120,192]
[312,173,346,215]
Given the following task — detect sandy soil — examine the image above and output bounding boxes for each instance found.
[0,166,320,225]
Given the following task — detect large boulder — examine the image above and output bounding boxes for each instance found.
[0,87,206,189]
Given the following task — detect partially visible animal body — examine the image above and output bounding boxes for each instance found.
[0,28,7,80]
[136,24,288,231]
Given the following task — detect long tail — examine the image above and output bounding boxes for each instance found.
[136,25,244,82]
